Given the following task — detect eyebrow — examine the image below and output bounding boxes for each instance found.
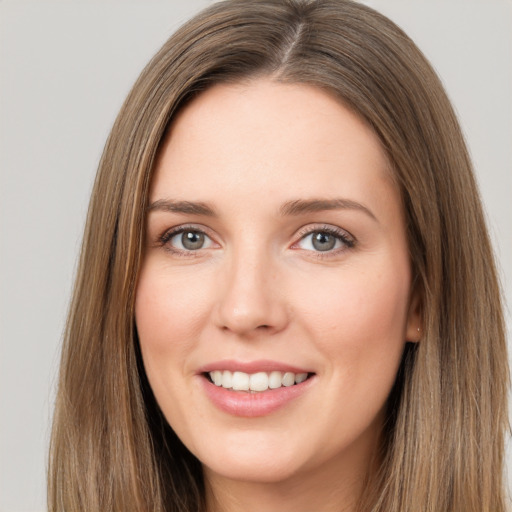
[147,199,216,216]
[147,197,378,222]
[279,198,378,222]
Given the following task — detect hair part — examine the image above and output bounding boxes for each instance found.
[48,1,509,511]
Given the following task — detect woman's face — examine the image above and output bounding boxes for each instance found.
[135,80,420,488]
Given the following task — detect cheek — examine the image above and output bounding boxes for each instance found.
[135,261,211,355]
[134,261,211,418]
[134,261,215,432]
[291,260,410,372]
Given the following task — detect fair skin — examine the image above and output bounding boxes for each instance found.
[135,79,421,512]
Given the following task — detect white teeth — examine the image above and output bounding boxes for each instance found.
[249,372,269,392]
[232,371,249,391]
[295,372,308,384]
[211,370,222,386]
[221,370,233,389]
[208,370,310,392]
[282,372,295,387]
[268,371,283,389]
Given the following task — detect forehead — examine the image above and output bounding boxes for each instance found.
[151,79,398,218]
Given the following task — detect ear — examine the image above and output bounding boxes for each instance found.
[405,284,422,343]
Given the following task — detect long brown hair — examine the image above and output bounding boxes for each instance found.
[48,1,509,510]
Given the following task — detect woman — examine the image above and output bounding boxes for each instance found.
[48,1,509,511]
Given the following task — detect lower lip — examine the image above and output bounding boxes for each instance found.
[200,375,315,417]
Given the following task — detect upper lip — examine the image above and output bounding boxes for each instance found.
[197,359,313,375]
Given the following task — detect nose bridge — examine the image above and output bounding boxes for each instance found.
[214,236,287,336]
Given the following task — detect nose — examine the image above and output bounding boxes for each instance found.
[213,246,289,337]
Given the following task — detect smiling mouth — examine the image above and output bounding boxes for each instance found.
[205,370,314,392]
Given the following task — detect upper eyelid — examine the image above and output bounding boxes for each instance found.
[156,224,218,250]
[160,224,214,238]
[156,223,355,249]
[294,224,355,241]
[157,225,218,256]
[291,225,356,255]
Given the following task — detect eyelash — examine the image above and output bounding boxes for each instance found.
[293,224,356,258]
[158,225,214,257]
[157,224,356,258]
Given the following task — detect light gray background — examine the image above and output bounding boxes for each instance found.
[1,1,510,511]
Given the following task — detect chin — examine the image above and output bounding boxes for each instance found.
[202,454,308,485]
[188,428,312,484]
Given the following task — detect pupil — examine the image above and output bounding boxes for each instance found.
[312,232,335,251]
[182,231,205,250]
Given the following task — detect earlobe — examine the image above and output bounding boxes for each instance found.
[405,286,422,343]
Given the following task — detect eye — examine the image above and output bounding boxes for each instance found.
[295,227,355,253]
[162,228,214,252]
